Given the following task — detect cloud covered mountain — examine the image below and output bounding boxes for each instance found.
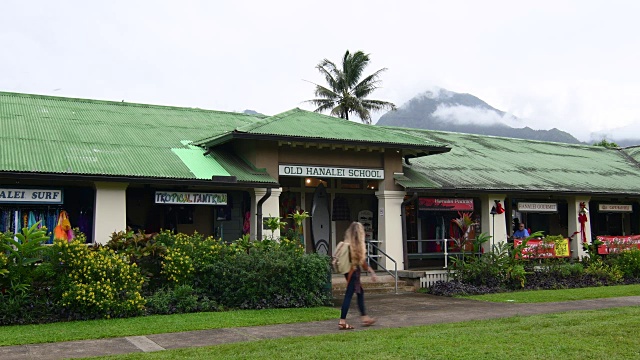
[376,88,582,144]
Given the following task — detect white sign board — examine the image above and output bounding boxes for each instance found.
[517,202,558,212]
[599,204,633,212]
[155,191,227,205]
[279,164,384,179]
[0,188,63,204]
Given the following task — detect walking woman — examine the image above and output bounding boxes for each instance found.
[338,222,377,330]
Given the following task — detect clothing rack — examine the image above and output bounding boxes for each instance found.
[0,205,64,243]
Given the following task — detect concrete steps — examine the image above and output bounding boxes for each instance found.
[331,273,414,298]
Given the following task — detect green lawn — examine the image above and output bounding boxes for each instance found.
[0,307,339,346]
[91,306,640,360]
[462,284,640,303]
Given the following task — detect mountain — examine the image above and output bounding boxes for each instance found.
[376,88,582,144]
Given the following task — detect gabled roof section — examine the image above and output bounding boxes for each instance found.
[392,128,640,195]
[621,146,640,167]
[0,91,267,183]
[195,108,450,156]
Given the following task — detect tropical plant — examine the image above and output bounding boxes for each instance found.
[264,215,287,240]
[287,210,310,245]
[306,50,396,124]
[0,222,49,293]
[450,212,477,256]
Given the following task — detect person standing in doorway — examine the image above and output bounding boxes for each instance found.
[514,222,530,238]
[338,222,377,330]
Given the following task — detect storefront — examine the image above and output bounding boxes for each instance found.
[0,183,95,243]
[278,165,382,255]
[125,186,252,241]
[404,196,481,268]
[590,202,638,237]
[509,200,568,238]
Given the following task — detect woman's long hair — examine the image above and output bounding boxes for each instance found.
[344,222,366,266]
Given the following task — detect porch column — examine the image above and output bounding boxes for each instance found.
[375,190,406,270]
[567,196,591,259]
[251,187,282,240]
[480,194,508,252]
[93,182,128,244]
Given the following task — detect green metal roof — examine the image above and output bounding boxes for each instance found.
[621,146,640,164]
[0,92,276,184]
[390,128,640,195]
[196,108,450,155]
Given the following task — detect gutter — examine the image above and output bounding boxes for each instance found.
[401,192,418,269]
[256,188,272,240]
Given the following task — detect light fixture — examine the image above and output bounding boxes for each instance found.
[305,178,311,184]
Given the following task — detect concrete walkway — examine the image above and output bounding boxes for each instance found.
[2,293,640,359]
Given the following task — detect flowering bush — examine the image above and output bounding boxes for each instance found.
[51,240,145,319]
[161,233,199,285]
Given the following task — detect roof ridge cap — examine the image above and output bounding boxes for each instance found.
[0,91,256,117]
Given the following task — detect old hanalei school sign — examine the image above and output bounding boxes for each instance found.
[279,165,384,179]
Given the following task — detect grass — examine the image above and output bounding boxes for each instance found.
[462,284,640,303]
[90,306,640,359]
[0,307,339,346]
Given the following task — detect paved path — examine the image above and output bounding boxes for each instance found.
[2,293,640,359]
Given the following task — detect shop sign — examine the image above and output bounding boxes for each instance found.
[598,204,633,212]
[155,191,227,205]
[597,235,640,254]
[418,198,474,211]
[514,238,570,258]
[279,164,384,179]
[517,202,557,212]
[0,188,63,204]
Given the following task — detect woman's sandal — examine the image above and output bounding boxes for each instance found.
[362,318,376,327]
[338,323,355,330]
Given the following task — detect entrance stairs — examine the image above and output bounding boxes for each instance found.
[331,272,414,298]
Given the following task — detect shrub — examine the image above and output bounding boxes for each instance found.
[428,280,498,297]
[106,230,168,294]
[145,284,219,315]
[584,258,623,284]
[195,237,331,309]
[609,249,640,279]
[51,240,146,319]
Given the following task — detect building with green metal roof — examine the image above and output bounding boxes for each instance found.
[2,91,639,271]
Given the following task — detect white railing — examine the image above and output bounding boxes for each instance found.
[420,270,451,288]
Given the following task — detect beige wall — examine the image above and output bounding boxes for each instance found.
[93,182,128,244]
[279,146,383,168]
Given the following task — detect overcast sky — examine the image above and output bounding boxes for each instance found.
[2,0,639,142]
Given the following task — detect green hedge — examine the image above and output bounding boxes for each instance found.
[0,228,331,325]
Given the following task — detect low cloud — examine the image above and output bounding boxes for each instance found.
[432,104,520,127]
[589,121,640,145]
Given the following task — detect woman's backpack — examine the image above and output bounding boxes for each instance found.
[332,241,352,274]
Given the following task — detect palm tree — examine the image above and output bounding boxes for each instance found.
[306,50,396,124]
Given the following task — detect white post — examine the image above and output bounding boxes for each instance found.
[375,190,406,270]
[93,182,128,244]
[568,196,591,259]
[480,194,508,252]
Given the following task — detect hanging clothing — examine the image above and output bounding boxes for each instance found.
[28,211,37,228]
